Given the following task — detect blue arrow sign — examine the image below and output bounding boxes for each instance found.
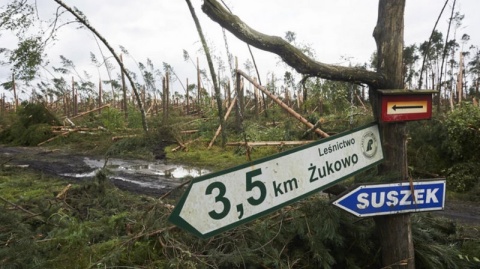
[332,180,445,217]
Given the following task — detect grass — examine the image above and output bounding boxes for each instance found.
[1,105,480,268]
[0,167,67,201]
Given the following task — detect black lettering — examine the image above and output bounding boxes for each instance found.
[309,163,318,183]
[283,178,298,193]
[341,156,351,167]
[318,166,327,178]
[273,181,284,197]
[334,161,342,171]
[352,154,358,164]
[326,161,335,175]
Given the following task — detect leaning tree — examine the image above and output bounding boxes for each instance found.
[202,0,413,268]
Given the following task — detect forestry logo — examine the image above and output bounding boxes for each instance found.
[361,131,378,158]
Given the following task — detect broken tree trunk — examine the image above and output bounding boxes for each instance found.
[237,70,329,138]
[208,96,237,149]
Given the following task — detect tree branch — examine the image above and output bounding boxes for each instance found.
[202,0,386,88]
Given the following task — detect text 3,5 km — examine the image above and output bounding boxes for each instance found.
[206,168,266,220]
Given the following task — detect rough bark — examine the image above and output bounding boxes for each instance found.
[373,1,415,268]
[203,0,414,268]
[202,0,386,88]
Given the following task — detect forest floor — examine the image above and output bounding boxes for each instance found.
[1,145,480,227]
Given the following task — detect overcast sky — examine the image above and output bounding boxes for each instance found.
[1,0,480,100]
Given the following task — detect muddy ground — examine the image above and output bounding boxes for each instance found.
[1,145,479,226]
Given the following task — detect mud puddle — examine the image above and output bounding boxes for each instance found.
[0,146,210,196]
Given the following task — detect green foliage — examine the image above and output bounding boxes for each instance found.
[19,123,55,146]
[443,103,480,162]
[444,162,480,193]
[0,102,59,145]
[17,102,61,127]
[126,104,143,129]
[99,107,125,130]
[408,104,480,195]
[1,164,479,269]
[9,36,45,82]
[408,119,449,173]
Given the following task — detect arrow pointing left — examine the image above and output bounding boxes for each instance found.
[169,123,383,238]
[332,180,446,217]
[392,105,424,111]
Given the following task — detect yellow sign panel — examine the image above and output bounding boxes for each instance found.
[386,100,427,115]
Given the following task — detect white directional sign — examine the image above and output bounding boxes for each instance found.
[169,123,384,238]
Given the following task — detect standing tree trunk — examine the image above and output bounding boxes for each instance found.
[186,0,226,147]
[371,1,414,268]
[202,0,413,267]
[120,54,128,120]
[12,74,18,112]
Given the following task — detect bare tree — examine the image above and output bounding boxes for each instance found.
[53,0,149,133]
[185,0,226,147]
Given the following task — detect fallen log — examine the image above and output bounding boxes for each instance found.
[112,135,137,142]
[180,130,199,134]
[70,104,110,120]
[238,70,329,138]
[37,130,77,146]
[226,141,315,147]
[208,96,237,149]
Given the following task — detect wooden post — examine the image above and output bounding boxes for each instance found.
[12,74,18,112]
[457,51,464,105]
[154,91,158,116]
[186,78,190,115]
[72,77,77,116]
[98,77,103,114]
[235,59,242,132]
[120,54,128,120]
[63,95,68,117]
[1,93,4,115]
[197,57,201,107]
[227,80,231,108]
[372,1,414,268]
[142,85,146,110]
[254,77,259,118]
[166,72,170,121]
[162,76,166,122]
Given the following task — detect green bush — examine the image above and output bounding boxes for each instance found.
[408,104,480,195]
[0,102,59,145]
[443,103,480,162]
[99,107,125,130]
[444,162,480,193]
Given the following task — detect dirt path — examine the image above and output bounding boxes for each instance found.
[1,145,479,226]
[0,145,204,197]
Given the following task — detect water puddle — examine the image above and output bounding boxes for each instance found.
[62,157,210,191]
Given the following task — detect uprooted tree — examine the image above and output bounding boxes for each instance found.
[202,0,413,268]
